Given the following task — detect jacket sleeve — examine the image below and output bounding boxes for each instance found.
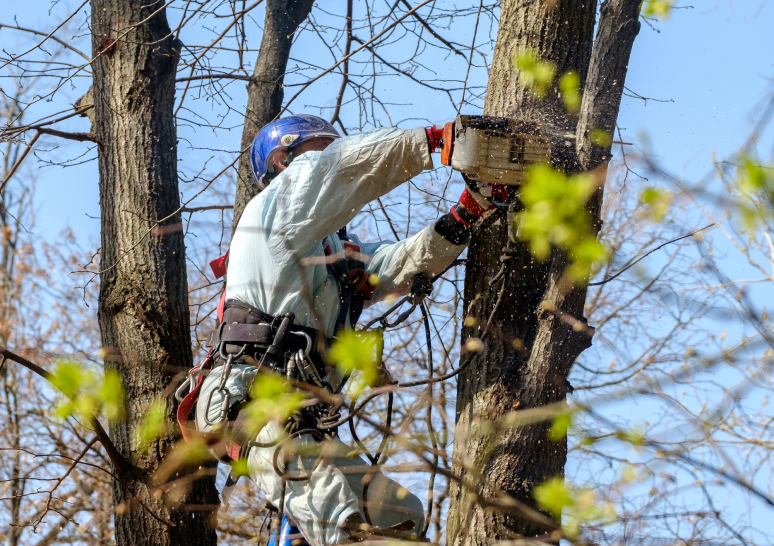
[353,221,467,303]
[263,127,433,263]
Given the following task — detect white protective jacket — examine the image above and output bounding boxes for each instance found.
[198,127,467,546]
[225,126,467,338]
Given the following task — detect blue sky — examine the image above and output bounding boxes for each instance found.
[8,1,772,242]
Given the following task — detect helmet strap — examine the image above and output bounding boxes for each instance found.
[282,146,299,167]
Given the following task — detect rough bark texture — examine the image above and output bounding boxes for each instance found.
[90,2,218,545]
[448,0,641,543]
[232,0,316,229]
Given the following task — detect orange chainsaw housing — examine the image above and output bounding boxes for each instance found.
[441,121,454,166]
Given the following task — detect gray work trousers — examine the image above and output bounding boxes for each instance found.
[195,364,424,546]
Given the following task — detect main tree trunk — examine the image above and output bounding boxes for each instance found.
[91,1,218,544]
[447,0,641,543]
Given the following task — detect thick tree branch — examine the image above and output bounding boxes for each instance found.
[529,0,643,391]
[330,0,353,127]
[232,0,316,230]
[576,0,642,172]
[35,127,97,142]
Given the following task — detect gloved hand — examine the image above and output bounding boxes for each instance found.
[453,177,509,226]
[426,125,444,153]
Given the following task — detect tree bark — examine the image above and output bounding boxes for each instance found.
[233,0,316,229]
[448,0,641,543]
[90,2,218,545]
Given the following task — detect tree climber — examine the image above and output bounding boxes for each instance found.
[182,114,502,546]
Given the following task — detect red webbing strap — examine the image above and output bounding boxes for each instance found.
[177,375,209,443]
[210,249,230,323]
[216,290,227,323]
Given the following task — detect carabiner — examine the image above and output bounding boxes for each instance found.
[203,354,237,426]
[174,377,191,402]
[291,331,312,357]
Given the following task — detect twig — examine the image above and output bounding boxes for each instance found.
[588,223,715,286]
[175,74,273,84]
[399,0,467,59]
[35,437,98,529]
[1,105,94,137]
[0,1,91,70]
[181,204,233,213]
[457,0,483,113]
[279,0,436,118]
[0,132,40,194]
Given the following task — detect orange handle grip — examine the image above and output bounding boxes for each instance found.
[441,121,454,166]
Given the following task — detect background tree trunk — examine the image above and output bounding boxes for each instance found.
[90,1,218,545]
[447,0,641,543]
[233,0,316,228]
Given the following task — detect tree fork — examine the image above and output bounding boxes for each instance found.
[90,1,218,544]
[233,0,316,229]
[448,0,641,542]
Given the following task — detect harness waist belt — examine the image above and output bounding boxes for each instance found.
[206,323,312,353]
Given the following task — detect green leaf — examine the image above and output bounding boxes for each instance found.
[244,375,304,436]
[98,369,125,424]
[615,425,646,446]
[590,128,612,147]
[328,330,381,392]
[643,0,673,19]
[534,477,572,518]
[50,360,124,423]
[548,413,571,441]
[534,478,618,540]
[559,71,581,113]
[511,49,556,99]
[517,165,607,281]
[137,399,169,445]
[230,458,251,478]
[639,186,672,222]
[51,361,93,400]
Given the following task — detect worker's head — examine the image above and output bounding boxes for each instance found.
[250,115,340,189]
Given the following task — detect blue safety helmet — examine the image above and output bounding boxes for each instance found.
[250,114,340,189]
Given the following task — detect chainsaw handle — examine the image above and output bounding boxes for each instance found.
[440,121,454,166]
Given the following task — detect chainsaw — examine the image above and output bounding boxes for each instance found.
[438,114,551,186]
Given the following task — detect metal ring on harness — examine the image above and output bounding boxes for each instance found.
[204,345,247,426]
[174,357,210,403]
[174,376,192,403]
[291,331,312,357]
